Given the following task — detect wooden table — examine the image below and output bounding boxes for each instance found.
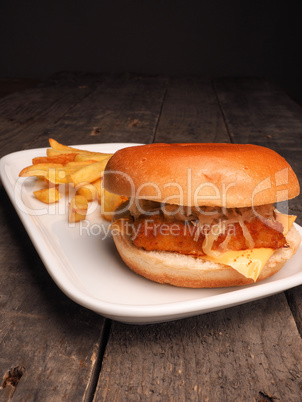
[1,73,302,401]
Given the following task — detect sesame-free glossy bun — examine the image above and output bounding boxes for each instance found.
[113,224,301,288]
[104,143,300,208]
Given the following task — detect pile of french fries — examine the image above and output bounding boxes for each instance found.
[19,139,127,222]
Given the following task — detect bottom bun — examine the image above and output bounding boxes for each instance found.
[113,225,301,288]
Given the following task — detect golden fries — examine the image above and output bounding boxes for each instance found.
[47,149,78,157]
[32,154,77,165]
[65,161,95,168]
[20,164,77,184]
[74,153,111,162]
[75,179,99,202]
[67,159,110,187]
[93,177,102,204]
[34,187,62,204]
[45,167,76,184]
[69,195,88,223]
[101,187,128,221]
[20,163,63,176]
[49,138,91,154]
[76,184,97,202]
[19,138,119,224]
[49,138,106,155]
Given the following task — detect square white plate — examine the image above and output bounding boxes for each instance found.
[1,143,302,324]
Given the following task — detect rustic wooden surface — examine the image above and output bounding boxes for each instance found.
[0,73,302,401]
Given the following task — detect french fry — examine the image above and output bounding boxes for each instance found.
[74,153,113,162]
[45,167,76,184]
[94,177,102,204]
[33,187,62,204]
[67,159,110,187]
[76,183,98,201]
[65,161,96,168]
[41,178,57,188]
[49,139,112,159]
[49,138,70,150]
[32,154,77,165]
[49,138,95,154]
[46,148,79,157]
[20,164,77,184]
[69,195,88,223]
[101,187,128,221]
[76,177,102,202]
[19,163,64,178]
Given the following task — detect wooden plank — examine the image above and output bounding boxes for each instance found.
[0,186,108,400]
[0,76,100,158]
[28,73,168,149]
[96,295,302,401]
[155,77,229,143]
[213,77,302,152]
[0,72,167,157]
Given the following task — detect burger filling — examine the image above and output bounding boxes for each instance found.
[118,200,288,258]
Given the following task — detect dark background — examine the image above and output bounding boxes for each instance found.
[1,1,301,103]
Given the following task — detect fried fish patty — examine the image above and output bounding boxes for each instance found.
[131,214,287,257]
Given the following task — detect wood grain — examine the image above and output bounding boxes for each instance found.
[96,295,302,401]
[28,73,168,148]
[155,76,229,143]
[0,187,108,401]
[0,84,96,158]
[213,77,302,152]
[1,74,302,401]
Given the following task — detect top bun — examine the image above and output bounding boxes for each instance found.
[103,143,300,208]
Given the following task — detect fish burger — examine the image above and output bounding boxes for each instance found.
[103,143,301,288]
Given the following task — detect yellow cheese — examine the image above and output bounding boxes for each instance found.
[202,213,296,281]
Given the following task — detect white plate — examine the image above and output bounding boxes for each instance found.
[1,143,302,324]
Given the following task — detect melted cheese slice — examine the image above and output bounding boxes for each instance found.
[202,213,296,281]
